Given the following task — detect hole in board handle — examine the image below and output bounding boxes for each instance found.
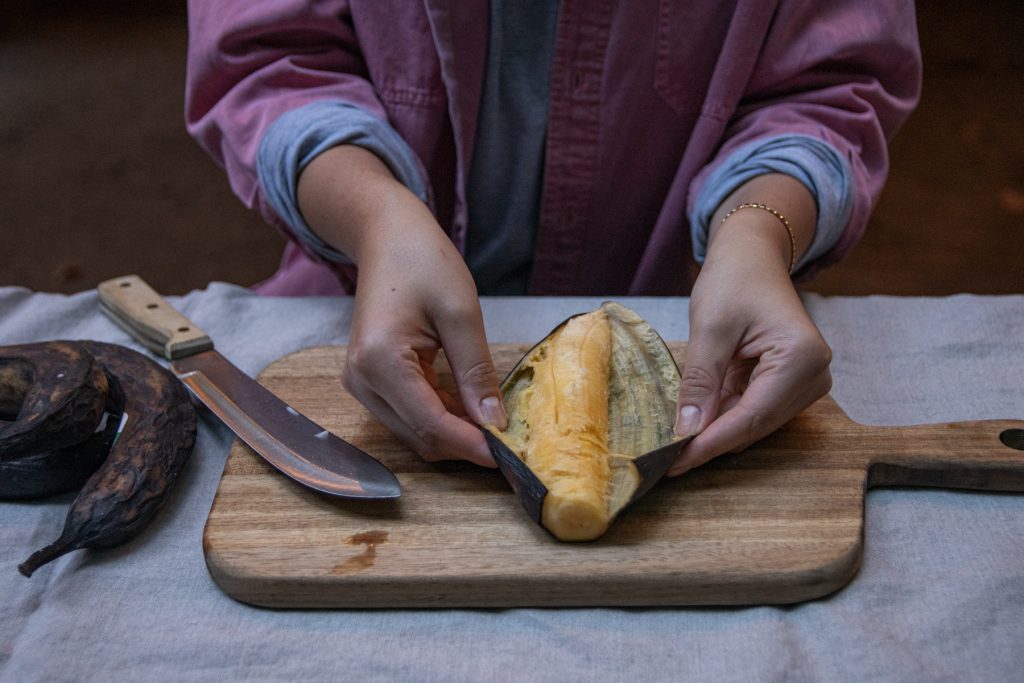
[177,327,190,333]
[1000,429,1024,451]
[146,303,158,309]
[119,281,131,287]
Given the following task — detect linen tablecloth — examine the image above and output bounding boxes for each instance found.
[1,284,1022,682]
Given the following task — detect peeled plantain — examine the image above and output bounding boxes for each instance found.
[0,340,196,577]
[484,302,689,542]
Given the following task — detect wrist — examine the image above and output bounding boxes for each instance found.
[706,173,817,274]
[707,206,793,275]
[705,209,794,278]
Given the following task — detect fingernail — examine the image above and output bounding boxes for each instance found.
[676,405,701,437]
[479,396,507,429]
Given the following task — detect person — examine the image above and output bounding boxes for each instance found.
[185,1,921,475]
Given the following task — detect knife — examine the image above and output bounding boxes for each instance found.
[96,274,400,500]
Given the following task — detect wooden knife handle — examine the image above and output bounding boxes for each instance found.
[97,274,213,360]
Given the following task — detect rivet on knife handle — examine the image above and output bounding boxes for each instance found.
[97,274,213,360]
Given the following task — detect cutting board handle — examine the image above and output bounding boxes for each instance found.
[865,419,1024,491]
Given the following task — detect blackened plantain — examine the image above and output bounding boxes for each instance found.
[1,342,125,498]
[18,341,196,577]
[0,359,33,418]
[0,342,110,459]
[0,411,121,499]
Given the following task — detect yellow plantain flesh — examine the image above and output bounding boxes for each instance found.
[488,302,682,542]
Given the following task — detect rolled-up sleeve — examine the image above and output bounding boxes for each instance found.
[185,0,429,256]
[687,0,922,277]
[689,134,854,272]
[257,101,428,263]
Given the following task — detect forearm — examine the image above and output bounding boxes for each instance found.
[296,145,439,265]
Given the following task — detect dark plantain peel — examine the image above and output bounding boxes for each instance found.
[18,341,196,577]
[1,360,126,499]
[0,410,121,499]
[0,359,33,418]
[0,342,110,459]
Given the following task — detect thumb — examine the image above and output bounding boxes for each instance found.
[437,311,507,430]
[675,325,736,438]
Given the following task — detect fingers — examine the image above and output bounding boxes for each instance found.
[321,173,500,467]
[343,339,495,467]
[674,321,741,439]
[668,337,832,476]
[352,381,495,468]
[435,301,507,431]
[343,292,504,467]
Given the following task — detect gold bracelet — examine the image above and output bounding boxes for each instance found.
[720,202,797,274]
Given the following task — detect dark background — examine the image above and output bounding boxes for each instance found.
[2,1,1022,295]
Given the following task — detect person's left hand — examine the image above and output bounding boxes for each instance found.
[669,208,832,476]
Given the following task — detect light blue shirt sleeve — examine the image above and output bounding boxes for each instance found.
[257,100,428,264]
[689,135,854,271]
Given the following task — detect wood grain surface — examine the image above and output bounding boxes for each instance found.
[202,345,1024,608]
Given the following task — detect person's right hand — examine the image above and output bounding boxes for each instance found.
[297,145,505,467]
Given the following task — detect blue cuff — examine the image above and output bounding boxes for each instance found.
[257,100,428,263]
[689,135,854,271]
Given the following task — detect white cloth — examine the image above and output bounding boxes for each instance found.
[1,284,1022,682]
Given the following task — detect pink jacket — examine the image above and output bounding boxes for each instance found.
[186,0,921,296]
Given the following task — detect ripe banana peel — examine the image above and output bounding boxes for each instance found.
[484,302,689,542]
[0,340,196,576]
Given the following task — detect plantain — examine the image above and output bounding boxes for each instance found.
[0,342,110,459]
[0,359,33,418]
[1,342,124,498]
[0,410,121,499]
[0,340,196,576]
[484,302,690,542]
[18,341,196,577]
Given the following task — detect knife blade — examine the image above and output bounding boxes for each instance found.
[96,274,400,500]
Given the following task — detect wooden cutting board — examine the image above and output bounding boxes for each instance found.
[203,344,1024,608]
